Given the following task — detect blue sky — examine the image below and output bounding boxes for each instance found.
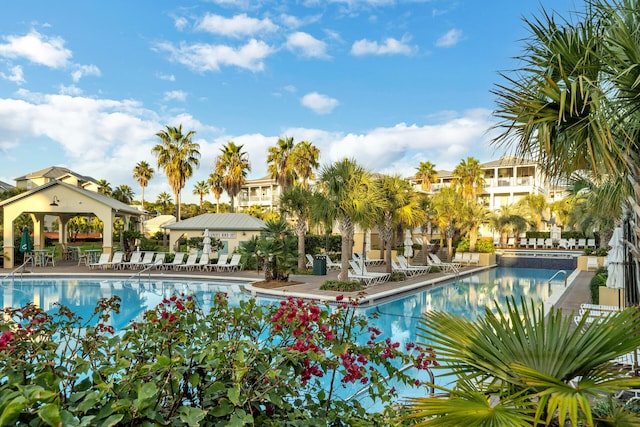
[0,0,575,204]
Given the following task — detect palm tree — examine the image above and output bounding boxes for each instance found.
[316,159,378,281]
[192,180,210,213]
[96,179,112,197]
[415,161,438,192]
[152,124,200,221]
[156,192,173,215]
[207,171,224,213]
[291,140,320,189]
[516,194,548,231]
[408,298,640,425]
[375,175,424,273]
[489,204,528,248]
[112,185,134,204]
[214,141,250,213]
[279,186,313,271]
[267,136,296,191]
[133,161,154,211]
[452,156,485,201]
[459,200,491,252]
[430,187,464,261]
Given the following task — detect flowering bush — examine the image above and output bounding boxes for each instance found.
[0,292,435,426]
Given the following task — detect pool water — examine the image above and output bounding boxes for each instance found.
[0,267,558,409]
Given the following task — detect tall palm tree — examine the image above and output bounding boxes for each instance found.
[489,204,528,248]
[452,156,485,201]
[207,171,224,214]
[152,124,200,221]
[375,175,424,273]
[316,159,378,281]
[96,179,112,197]
[279,186,313,271]
[267,136,296,191]
[516,194,548,231]
[133,161,154,212]
[415,161,438,192]
[192,180,210,213]
[215,141,250,213]
[430,187,465,261]
[156,192,173,215]
[291,140,320,189]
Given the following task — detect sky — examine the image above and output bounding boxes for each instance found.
[0,0,578,204]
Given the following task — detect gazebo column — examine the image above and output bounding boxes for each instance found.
[95,209,116,255]
[31,213,45,250]
[2,207,22,269]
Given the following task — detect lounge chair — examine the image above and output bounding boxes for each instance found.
[119,252,143,269]
[587,238,597,249]
[536,238,545,249]
[452,252,465,265]
[89,253,111,269]
[211,254,229,272]
[175,253,198,271]
[325,255,341,270]
[152,252,166,269]
[577,238,587,249]
[519,238,528,248]
[427,254,459,273]
[105,251,124,269]
[353,252,384,266]
[132,252,156,269]
[507,237,515,248]
[392,259,419,276]
[544,238,554,249]
[305,254,315,268]
[349,260,389,284]
[217,254,242,272]
[527,238,537,249]
[568,238,576,249]
[558,239,569,250]
[467,253,480,266]
[586,256,599,271]
[461,252,471,265]
[195,254,210,271]
[162,252,186,270]
[397,255,430,274]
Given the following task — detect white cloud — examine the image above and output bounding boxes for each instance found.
[351,36,415,56]
[164,90,188,101]
[157,73,176,82]
[1,65,25,84]
[58,84,82,96]
[155,39,274,72]
[301,92,339,114]
[0,30,72,68]
[71,64,101,82]
[286,32,330,59]
[174,16,189,31]
[196,13,278,38]
[436,28,463,48]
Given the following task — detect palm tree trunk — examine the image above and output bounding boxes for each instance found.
[230,195,235,213]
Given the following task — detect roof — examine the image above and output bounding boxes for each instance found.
[144,215,176,227]
[480,156,537,168]
[164,213,266,231]
[0,180,14,191]
[14,166,98,184]
[0,180,142,216]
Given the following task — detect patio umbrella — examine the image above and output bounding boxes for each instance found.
[19,226,32,263]
[404,230,414,258]
[202,229,211,260]
[606,227,625,289]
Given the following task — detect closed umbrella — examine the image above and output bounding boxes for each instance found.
[19,226,32,263]
[202,229,211,260]
[404,230,414,258]
[606,227,624,289]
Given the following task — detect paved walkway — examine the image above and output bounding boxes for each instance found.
[0,259,594,313]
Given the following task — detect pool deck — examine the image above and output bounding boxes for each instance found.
[0,259,594,314]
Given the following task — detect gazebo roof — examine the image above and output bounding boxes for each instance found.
[164,213,265,231]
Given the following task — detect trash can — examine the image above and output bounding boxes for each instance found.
[312,255,327,275]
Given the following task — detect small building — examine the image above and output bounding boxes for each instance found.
[163,213,266,255]
[14,166,100,192]
[143,215,176,238]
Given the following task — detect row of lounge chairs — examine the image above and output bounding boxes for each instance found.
[452,252,481,266]
[88,251,242,272]
[506,237,597,250]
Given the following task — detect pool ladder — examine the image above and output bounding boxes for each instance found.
[547,270,568,287]
[0,256,33,285]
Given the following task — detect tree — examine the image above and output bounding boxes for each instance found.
[133,161,154,211]
[408,298,640,425]
[291,140,320,189]
[192,180,210,213]
[256,218,297,282]
[459,200,491,252]
[152,124,200,221]
[156,192,173,215]
[207,171,224,214]
[112,185,134,204]
[489,204,528,248]
[430,187,464,261]
[516,194,548,231]
[214,141,250,213]
[415,161,438,192]
[279,186,314,271]
[375,175,423,273]
[267,136,296,191]
[96,179,112,197]
[316,159,378,281]
[452,156,484,201]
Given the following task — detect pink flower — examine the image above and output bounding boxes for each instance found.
[336,295,344,301]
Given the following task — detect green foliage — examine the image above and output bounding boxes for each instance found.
[0,294,434,425]
[595,247,608,257]
[258,219,298,281]
[319,280,365,292]
[455,237,495,253]
[590,267,608,304]
[390,271,407,282]
[305,234,342,254]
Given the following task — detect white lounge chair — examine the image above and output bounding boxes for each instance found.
[558,239,569,250]
[353,252,384,266]
[305,254,315,268]
[175,253,198,271]
[325,255,341,270]
[452,252,465,265]
[132,252,155,269]
[568,238,576,249]
[544,238,554,249]
[152,252,166,269]
[89,253,111,269]
[536,238,545,249]
[427,254,459,273]
[211,254,229,272]
[519,238,528,248]
[577,238,587,249]
[349,260,389,284]
[120,252,143,269]
[195,254,210,271]
[507,237,515,248]
[586,256,599,271]
[397,255,430,274]
[217,254,242,272]
[467,253,480,266]
[161,252,186,270]
[105,251,124,269]
[587,239,597,249]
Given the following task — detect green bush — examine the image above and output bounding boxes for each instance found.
[320,280,365,292]
[455,237,495,253]
[0,294,434,425]
[590,267,608,304]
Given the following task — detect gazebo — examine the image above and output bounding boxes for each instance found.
[1,180,143,268]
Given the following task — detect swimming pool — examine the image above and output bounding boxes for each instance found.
[0,267,560,409]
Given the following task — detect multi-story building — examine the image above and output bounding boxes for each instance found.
[14,166,100,192]
[234,175,281,212]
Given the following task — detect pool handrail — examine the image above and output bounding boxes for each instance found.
[547,270,568,287]
[126,262,157,283]
[0,255,33,284]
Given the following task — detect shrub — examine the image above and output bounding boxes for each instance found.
[390,271,407,281]
[590,267,608,304]
[320,280,365,292]
[0,294,435,425]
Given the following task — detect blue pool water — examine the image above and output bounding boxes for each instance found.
[0,267,558,408]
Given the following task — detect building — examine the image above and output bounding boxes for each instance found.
[14,166,100,192]
[234,175,281,212]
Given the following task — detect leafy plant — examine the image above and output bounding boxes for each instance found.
[590,267,608,304]
[0,294,435,425]
[320,280,365,292]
